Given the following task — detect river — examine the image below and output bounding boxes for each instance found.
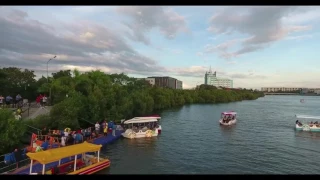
[99,95,320,174]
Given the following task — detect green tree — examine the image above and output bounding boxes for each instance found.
[0,109,26,154]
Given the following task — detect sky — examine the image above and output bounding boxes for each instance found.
[0,6,320,89]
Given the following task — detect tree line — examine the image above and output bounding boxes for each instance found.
[0,67,264,154]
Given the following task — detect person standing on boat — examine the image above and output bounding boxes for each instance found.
[61,134,66,147]
[112,122,116,136]
[95,122,100,135]
[103,124,108,136]
[13,148,22,169]
[75,131,83,144]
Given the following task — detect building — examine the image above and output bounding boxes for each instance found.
[144,78,155,86]
[261,87,301,92]
[204,66,233,88]
[147,76,183,89]
[176,80,183,89]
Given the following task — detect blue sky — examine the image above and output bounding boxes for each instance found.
[0,6,319,89]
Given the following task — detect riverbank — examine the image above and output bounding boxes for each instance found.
[265,93,320,96]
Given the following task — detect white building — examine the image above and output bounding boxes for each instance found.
[314,89,320,94]
[144,78,155,86]
[261,87,301,92]
[204,67,233,88]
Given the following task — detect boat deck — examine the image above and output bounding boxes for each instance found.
[13,130,124,174]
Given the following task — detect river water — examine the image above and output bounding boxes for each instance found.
[100,95,320,174]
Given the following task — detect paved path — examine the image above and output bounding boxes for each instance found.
[26,106,52,120]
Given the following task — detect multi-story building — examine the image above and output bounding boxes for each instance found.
[147,76,183,89]
[204,67,233,88]
[144,78,155,86]
[176,80,183,89]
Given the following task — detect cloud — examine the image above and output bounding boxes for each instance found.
[204,6,314,59]
[0,8,168,76]
[285,34,313,41]
[116,6,189,45]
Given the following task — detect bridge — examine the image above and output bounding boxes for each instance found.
[264,93,299,95]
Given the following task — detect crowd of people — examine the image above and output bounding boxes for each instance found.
[35,94,47,108]
[296,120,320,127]
[222,115,236,123]
[39,120,121,149]
[0,94,24,108]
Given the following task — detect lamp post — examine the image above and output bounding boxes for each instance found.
[46,55,56,105]
[47,56,56,82]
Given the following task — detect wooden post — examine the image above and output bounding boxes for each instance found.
[58,159,61,165]
[97,151,100,162]
[42,164,45,175]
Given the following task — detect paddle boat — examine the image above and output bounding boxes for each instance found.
[133,116,162,134]
[295,114,320,132]
[27,141,110,175]
[219,111,237,126]
[122,117,162,139]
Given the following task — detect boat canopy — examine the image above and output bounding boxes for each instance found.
[135,116,161,120]
[26,141,102,164]
[124,118,158,124]
[295,114,320,120]
[221,111,237,115]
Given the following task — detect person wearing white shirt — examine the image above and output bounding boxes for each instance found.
[61,135,66,146]
[95,122,100,135]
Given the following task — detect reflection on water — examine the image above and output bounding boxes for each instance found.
[97,137,159,174]
[294,131,320,139]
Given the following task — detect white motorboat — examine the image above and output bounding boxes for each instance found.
[122,117,162,139]
[219,111,237,126]
[295,114,320,132]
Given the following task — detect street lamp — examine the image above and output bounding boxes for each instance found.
[47,55,56,82]
[46,55,56,105]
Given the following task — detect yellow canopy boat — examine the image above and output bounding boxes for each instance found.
[27,141,110,175]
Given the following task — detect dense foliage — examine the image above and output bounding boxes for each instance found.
[0,67,264,153]
[31,69,263,129]
[0,109,26,154]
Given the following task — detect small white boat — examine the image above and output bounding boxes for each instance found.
[219,111,237,126]
[295,114,320,132]
[122,117,162,139]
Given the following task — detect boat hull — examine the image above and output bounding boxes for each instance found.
[68,159,110,175]
[122,129,159,139]
[219,119,237,126]
[295,124,320,132]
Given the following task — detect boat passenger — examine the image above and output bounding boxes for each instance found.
[95,122,100,135]
[75,132,83,144]
[103,125,108,136]
[61,134,66,147]
[42,127,48,140]
[13,148,22,169]
[66,134,74,146]
[314,121,318,124]
[232,116,235,120]
[296,120,299,124]
[112,122,116,136]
